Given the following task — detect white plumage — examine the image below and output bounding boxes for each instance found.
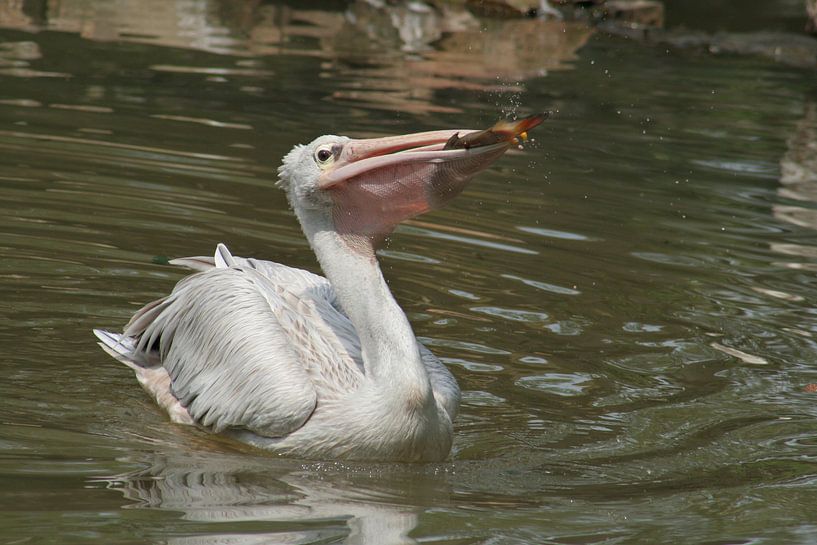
[97,244,458,460]
[95,118,540,461]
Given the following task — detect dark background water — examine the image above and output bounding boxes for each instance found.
[666,0,807,31]
[2,1,817,543]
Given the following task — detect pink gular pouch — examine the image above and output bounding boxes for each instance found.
[319,114,547,242]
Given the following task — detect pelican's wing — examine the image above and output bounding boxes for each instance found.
[170,245,360,375]
[123,246,363,438]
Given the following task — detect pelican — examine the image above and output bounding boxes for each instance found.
[94,115,544,462]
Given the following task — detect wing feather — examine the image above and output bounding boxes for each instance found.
[167,256,215,271]
[136,268,317,436]
[124,246,365,438]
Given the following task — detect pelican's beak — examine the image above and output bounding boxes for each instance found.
[321,114,545,239]
[319,114,546,190]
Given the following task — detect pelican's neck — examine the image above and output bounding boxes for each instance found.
[295,207,432,400]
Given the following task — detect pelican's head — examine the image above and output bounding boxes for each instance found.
[278,115,545,243]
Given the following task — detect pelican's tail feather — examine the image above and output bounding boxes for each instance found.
[93,328,150,370]
[93,329,194,425]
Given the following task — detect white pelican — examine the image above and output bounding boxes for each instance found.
[95,115,544,462]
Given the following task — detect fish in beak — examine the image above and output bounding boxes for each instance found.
[321,114,546,240]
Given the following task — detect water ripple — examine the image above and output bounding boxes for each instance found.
[471,306,550,323]
[516,226,596,241]
[515,373,596,397]
[501,273,580,296]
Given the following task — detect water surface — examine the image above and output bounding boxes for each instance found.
[2,1,817,543]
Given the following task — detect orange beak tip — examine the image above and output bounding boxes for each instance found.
[519,112,548,133]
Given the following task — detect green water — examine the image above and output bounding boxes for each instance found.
[2,1,817,543]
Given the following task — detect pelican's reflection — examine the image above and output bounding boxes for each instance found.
[103,450,455,544]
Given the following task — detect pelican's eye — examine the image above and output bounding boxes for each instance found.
[315,146,334,165]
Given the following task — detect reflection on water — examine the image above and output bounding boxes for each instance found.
[105,453,423,544]
[3,0,817,543]
[775,101,817,233]
[0,0,590,115]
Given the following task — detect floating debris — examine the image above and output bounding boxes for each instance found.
[710,342,768,365]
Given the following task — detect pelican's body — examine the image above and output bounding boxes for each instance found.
[95,115,543,462]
